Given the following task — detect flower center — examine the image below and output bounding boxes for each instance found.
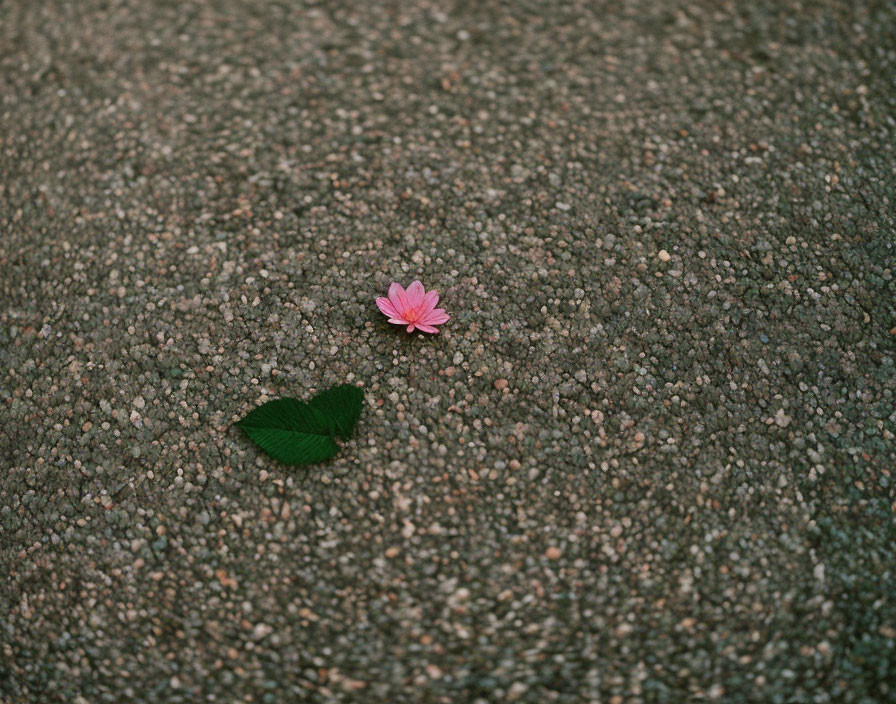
[404,306,421,323]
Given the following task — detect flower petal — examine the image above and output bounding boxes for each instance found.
[419,290,439,315]
[415,323,439,334]
[387,317,408,325]
[388,282,408,314]
[376,296,400,318]
[406,323,416,333]
[421,308,449,325]
[406,280,425,309]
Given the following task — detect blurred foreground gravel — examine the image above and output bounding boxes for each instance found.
[2,1,895,702]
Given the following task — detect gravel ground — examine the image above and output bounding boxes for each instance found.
[2,1,895,702]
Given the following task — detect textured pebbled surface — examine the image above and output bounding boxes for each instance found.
[1,1,894,702]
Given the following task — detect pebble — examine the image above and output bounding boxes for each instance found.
[251,623,273,641]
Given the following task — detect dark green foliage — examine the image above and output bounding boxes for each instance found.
[236,386,363,466]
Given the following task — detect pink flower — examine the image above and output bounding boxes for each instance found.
[376,281,450,333]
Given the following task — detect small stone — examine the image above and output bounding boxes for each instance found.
[451,587,470,603]
[615,622,633,637]
[507,682,529,700]
[708,684,725,700]
[251,623,273,641]
[494,379,508,391]
[545,546,563,560]
[658,249,671,262]
[775,409,792,428]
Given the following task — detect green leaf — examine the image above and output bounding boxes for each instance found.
[307,384,364,439]
[236,398,339,465]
